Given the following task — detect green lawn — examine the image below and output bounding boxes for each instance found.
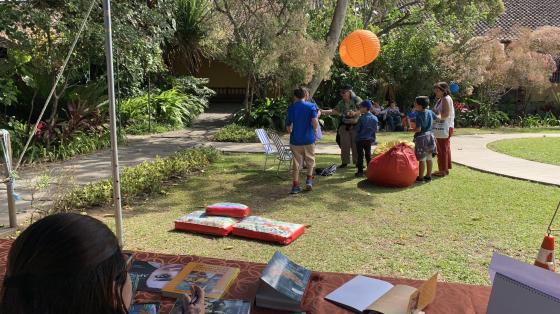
[297,127,560,146]
[101,153,560,285]
[488,137,560,166]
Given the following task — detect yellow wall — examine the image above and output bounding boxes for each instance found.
[195,60,247,88]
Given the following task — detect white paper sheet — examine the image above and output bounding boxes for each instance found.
[325,275,394,312]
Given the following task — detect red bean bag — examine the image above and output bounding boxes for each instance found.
[174,211,239,236]
[366,143,418,188]
[232,216,305,245]
[206,202,250,218]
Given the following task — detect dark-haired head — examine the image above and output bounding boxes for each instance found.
[415,96,430,109]
[433,82,450,97]
[0,213,130,314]
[294,86,308,100]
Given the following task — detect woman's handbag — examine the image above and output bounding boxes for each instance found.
[433,119,449,139]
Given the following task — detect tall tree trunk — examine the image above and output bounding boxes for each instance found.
[308,0,349,97]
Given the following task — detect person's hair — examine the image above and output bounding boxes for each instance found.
[415,96,430,109]
[294,86,307,99]
[1,213,128,314]
[434,82,450,96]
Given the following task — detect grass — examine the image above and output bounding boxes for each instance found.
[488,137,560,166]
[100,153,560,286]
[287,127,560,146]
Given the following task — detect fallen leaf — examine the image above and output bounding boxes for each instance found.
[224,246,234,250]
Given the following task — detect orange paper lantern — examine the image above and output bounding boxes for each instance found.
[339,30,381,68]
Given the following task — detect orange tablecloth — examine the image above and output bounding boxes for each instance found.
[0,239,491,313]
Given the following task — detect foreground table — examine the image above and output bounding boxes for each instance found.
[0,239,491,313]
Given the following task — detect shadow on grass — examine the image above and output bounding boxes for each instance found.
[356,179,420,194]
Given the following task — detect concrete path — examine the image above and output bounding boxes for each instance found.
[452,133,560,186]
[0,104,238,230]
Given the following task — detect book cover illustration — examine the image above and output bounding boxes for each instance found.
[176,211,239,228]
[169,298,251,314]
[234,216,303,238]
[162,262,240,299]
[128,303,159,314]
[261,251,311,302]
[129,261,183,292]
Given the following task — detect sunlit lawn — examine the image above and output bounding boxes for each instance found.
[488,137,560,166]
[101,153,560,286]
[290,127,560,146]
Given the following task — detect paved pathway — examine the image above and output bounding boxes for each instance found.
[0,104,238,230]
[452,133,560,186]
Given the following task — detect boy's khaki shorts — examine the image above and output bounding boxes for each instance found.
[290,144,315,176]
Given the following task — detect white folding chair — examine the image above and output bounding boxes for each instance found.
[269,132,293,177]
[255,129,277,171]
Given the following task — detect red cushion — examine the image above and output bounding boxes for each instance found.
[174,211,239,237]
[366,143,418,188]
[232,216,305,245]
[206,203,250,218]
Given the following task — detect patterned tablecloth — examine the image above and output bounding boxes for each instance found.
[0,239,491,313]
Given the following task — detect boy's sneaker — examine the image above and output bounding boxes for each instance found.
[424,176,432,182]
[355,171,364,177]
[416,176,425,182]
[290,186,302,194]
[305,178,314,191]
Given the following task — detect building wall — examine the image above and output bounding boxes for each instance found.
[195,60,247,89]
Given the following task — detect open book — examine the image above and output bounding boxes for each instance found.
[255,251,312,312]
[325,273,438,314]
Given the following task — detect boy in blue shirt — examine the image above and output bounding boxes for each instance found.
[287,87,319,194]
[413,96,437,182]
[354,100,378,177]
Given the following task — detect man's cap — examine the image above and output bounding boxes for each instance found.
[340,84,353,91]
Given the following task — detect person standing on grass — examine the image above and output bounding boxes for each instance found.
[321,85,363,168]
[286,87,319,194]
[412,96,437,182]
[354,100,378,178]
[433,82,455,177]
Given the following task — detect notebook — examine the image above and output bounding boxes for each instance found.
[486,252,560,314]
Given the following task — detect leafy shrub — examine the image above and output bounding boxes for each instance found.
[52,147,220,211]
[120,88,207,134]
[213,124,258,143]
[455,99,510,128]
[4,118,116,164]
[171,76,216,100]
[234,97,289,131]
[515,112,560,128]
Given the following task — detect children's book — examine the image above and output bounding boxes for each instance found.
[129,260,184,293]
[255,251,312,312]
[169,298,251,314]
[325,273,438,314]
[161,262,240,299]
[128,303,159,314]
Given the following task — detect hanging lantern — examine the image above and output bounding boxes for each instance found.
[339,30,381,68]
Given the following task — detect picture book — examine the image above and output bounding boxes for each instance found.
[161,262,240,299]
[325,273,438,314]
[255,251,312,312]
[128,303,159,314]
[169,298,251,314]
[129,260,184,293]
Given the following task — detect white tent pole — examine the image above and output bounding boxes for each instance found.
[102,0,124,246]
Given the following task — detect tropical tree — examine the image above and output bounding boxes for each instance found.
[438,27,559,108]
[211,0,327,110]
